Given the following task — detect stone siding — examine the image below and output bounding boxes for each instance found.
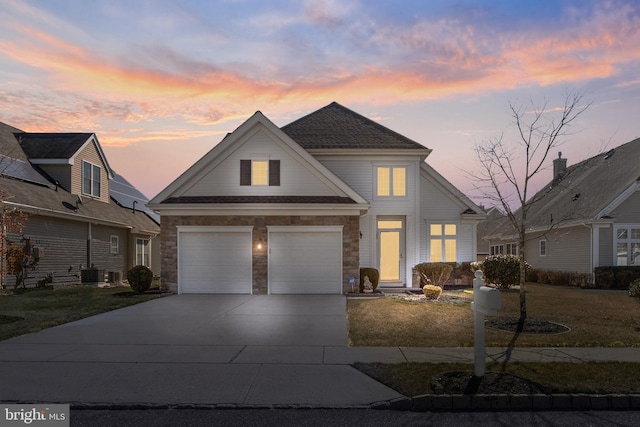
[160,215,360,294]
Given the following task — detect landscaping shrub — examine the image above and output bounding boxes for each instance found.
[422,284,442,300]
[630,278,640,298]
[449,262,474,286]
[594,266,640,289]
[482,255,531,289]
[414,263,453,288]
[359,268,379,292]
[127,265,154,293]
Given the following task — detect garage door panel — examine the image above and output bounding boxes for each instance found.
[179,229,252,294]
[269,229,342,294]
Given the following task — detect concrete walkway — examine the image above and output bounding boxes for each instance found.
[0,295,638,408]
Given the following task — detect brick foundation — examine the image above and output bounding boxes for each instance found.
[160,215,360,294]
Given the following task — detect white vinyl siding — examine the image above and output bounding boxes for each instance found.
[524,227,592,274]
[184,129,337,197]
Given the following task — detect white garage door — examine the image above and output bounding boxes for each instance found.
[178,226,252,294]
[268,226,342,294]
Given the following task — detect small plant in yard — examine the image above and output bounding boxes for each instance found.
[630,278,640,298]
[414,263,453,288]
[422,284,442,300]
[127,265,153,293]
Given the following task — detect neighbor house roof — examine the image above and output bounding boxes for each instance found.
[18,132,114,179]
[489,137,640,239]
[18,133,94,159]
[0,121,159,234]
[281,102,431,153]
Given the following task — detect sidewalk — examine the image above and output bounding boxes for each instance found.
[1,342,639,410]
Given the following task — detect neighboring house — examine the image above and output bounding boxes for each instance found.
[149,102,484,295]
[0,122,160,288]
[486,138,640,278]
[476,206,506,260]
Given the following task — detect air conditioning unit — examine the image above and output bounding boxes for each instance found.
[108,271,122,283]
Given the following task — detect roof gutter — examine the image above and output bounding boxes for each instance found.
[5,201,158,235]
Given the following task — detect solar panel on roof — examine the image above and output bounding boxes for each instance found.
[0,155,52,187]
[109,172,160,224]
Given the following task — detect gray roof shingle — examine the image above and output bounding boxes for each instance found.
[18,133,93,159]
[281,102,429,150]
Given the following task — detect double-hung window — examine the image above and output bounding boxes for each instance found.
[430,223,457,262]
[82,161,101,197]
[615,226,640,266]
[539,240,547,257]
[110,236,119,255]
[376,167,406,197]
[240,160,280,186]
[136,238,150,267]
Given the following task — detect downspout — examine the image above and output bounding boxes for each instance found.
[87,223,92,268]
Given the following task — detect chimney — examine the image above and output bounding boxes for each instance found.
[553,151,567,183]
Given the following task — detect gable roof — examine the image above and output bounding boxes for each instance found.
[18,132,114,179]
[149,110,369,209]
[420,162,486,217]
[281,102,431,153]
[490,137,640,238]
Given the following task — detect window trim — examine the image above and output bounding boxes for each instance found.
[429,222,457,262]
[614,224,640,266]
[110,235,119,255]
[374,165,408,198]
[82,160,101,197]
[539,239,547,257]
[136,238,150,267]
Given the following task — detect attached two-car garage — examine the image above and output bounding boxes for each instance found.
[177,225,343,295]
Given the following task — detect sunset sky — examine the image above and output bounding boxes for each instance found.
[1,0,639,204]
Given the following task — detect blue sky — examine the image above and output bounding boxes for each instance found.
[1,0,639,202]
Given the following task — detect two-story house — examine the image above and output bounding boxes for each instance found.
[0,122,160,287]
[148,102,484,294]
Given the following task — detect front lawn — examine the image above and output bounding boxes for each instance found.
[355,361,640,396]
[348,283,640,347]
[0,285,165,342]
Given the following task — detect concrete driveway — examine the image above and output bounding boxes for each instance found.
[6,294,348,347]
[0,294,404,407]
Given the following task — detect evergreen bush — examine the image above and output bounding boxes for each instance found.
[127,265,153,293]
[482,255,531,289]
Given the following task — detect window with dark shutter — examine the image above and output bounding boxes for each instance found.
[269,160,280,186]
[240,160,251,185]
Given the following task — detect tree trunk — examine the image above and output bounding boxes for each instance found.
[519,226,527,320]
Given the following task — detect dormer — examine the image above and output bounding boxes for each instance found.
[17,132,113,203]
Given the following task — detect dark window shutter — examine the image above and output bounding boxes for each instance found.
[269,160,280,186]
[240,160,251,185]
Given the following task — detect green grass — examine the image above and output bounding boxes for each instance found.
[348,283,640,347]
[0,285,165,341]
[355,362,640,396]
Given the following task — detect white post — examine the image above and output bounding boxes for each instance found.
[472,270,485,378]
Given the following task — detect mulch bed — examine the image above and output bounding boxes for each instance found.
[486,316,571,334]
[431,371,549,395]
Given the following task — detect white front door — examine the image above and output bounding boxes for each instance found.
[378,219,404,283]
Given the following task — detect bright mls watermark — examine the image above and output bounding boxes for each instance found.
[1,405,69,427]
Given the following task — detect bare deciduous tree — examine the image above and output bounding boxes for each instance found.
[472,90,591,320]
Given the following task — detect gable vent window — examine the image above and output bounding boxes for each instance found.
[240,160,280,186]
[82,160,101,197]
